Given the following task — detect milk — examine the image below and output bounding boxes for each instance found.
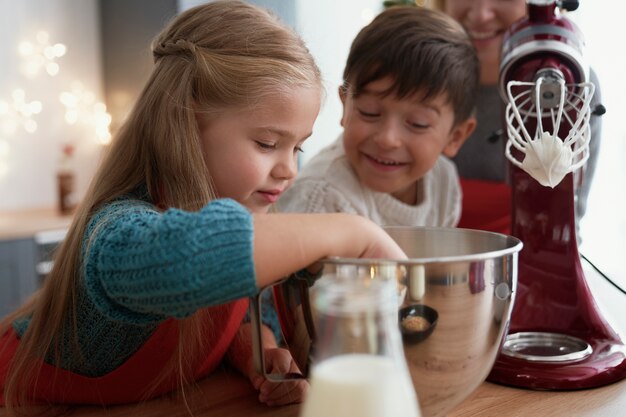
[300,354,421,417]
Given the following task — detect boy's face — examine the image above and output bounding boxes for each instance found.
[340,76,475,205]
[197,87,320,213]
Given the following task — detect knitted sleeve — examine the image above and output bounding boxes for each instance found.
[82,198,257,324]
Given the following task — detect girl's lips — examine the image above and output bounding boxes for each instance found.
[257,190,282,203]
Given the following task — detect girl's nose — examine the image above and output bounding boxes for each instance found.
[273,153,298,180]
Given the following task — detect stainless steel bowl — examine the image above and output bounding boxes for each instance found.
[251,226,522,417]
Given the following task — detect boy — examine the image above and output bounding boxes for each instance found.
[278,6,479,227]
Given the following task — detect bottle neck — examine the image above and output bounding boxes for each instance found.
[311,276,403,363]
[304,274,422,417]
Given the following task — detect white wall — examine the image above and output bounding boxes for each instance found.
[294,0,382,165]
[0,0,103,211]
[570,3,626,286]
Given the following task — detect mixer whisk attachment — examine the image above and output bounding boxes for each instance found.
[504,70,595,187]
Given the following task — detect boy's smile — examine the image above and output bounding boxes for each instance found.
[340,76,474,205]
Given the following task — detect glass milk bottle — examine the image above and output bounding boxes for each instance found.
[300,274,421,417]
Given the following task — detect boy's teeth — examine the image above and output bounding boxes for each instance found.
[373,156,400,165]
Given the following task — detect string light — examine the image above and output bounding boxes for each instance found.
[60,81,112,145]
[1,30,113,199]
[0,139,9,179]
[18,31,66,77]
[0,89,43,135]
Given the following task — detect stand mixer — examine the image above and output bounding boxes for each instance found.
[487,0,626,389]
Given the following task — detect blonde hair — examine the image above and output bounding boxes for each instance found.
[1,0,320,410]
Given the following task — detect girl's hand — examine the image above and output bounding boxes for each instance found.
[250,347,309,406]
[253,212,407,288]
[227,323,308,406]
[354,215,407,260]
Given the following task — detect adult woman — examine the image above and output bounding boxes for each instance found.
[435,0,603,235]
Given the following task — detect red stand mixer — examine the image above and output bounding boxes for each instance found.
[487,0,626,389]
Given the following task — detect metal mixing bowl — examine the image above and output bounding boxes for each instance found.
[251,226,522,417]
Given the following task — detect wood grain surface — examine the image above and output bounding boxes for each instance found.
[1,366,624,417]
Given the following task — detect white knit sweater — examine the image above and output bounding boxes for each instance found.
[278,137,461,227]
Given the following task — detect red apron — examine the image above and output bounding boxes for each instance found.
[0,299,248,405]
[458,178,512,235]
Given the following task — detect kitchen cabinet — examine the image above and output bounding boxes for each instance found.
[0,238,38,317]
[0,208,72,317]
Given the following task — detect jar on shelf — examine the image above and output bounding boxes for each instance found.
[57,143,76,215]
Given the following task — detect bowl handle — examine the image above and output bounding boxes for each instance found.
[249,287,307,382]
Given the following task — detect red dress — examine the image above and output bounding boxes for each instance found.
[457,178,512,235]
[0,299,248,405]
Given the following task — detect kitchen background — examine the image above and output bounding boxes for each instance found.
[0,0,624,310]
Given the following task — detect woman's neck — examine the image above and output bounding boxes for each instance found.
[481,64,499,86]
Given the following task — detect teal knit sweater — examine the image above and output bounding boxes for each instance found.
[15,196,261,376]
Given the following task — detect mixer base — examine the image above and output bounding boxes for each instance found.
[488,335,626,389]
[501,331,592,362]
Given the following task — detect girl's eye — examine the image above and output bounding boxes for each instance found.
[294,145,304,154]
[255,141,276,150]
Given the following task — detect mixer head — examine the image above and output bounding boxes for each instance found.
[499,0,594,187]
[504,70,594,187]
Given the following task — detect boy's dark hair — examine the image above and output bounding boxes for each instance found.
[342,6,479,125]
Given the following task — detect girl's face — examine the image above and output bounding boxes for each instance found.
[443,0,527,84]
[197,87,321,213]
[340,77,474,205]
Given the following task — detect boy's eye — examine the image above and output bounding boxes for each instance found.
[358,109,379,118]
[255,141,276,150]
[409,121,429,129]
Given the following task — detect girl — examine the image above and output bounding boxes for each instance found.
[0,0,405,411]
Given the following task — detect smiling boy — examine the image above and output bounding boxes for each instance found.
[279,6,479,227]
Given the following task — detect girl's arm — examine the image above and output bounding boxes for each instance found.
[85,199,404,323]
[252,212,405,288]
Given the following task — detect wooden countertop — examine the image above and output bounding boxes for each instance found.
[448,379,626,416]
[0,207,73,241]
[1,367,623,417]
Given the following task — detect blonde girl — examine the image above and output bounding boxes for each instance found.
[0,0,405,411]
